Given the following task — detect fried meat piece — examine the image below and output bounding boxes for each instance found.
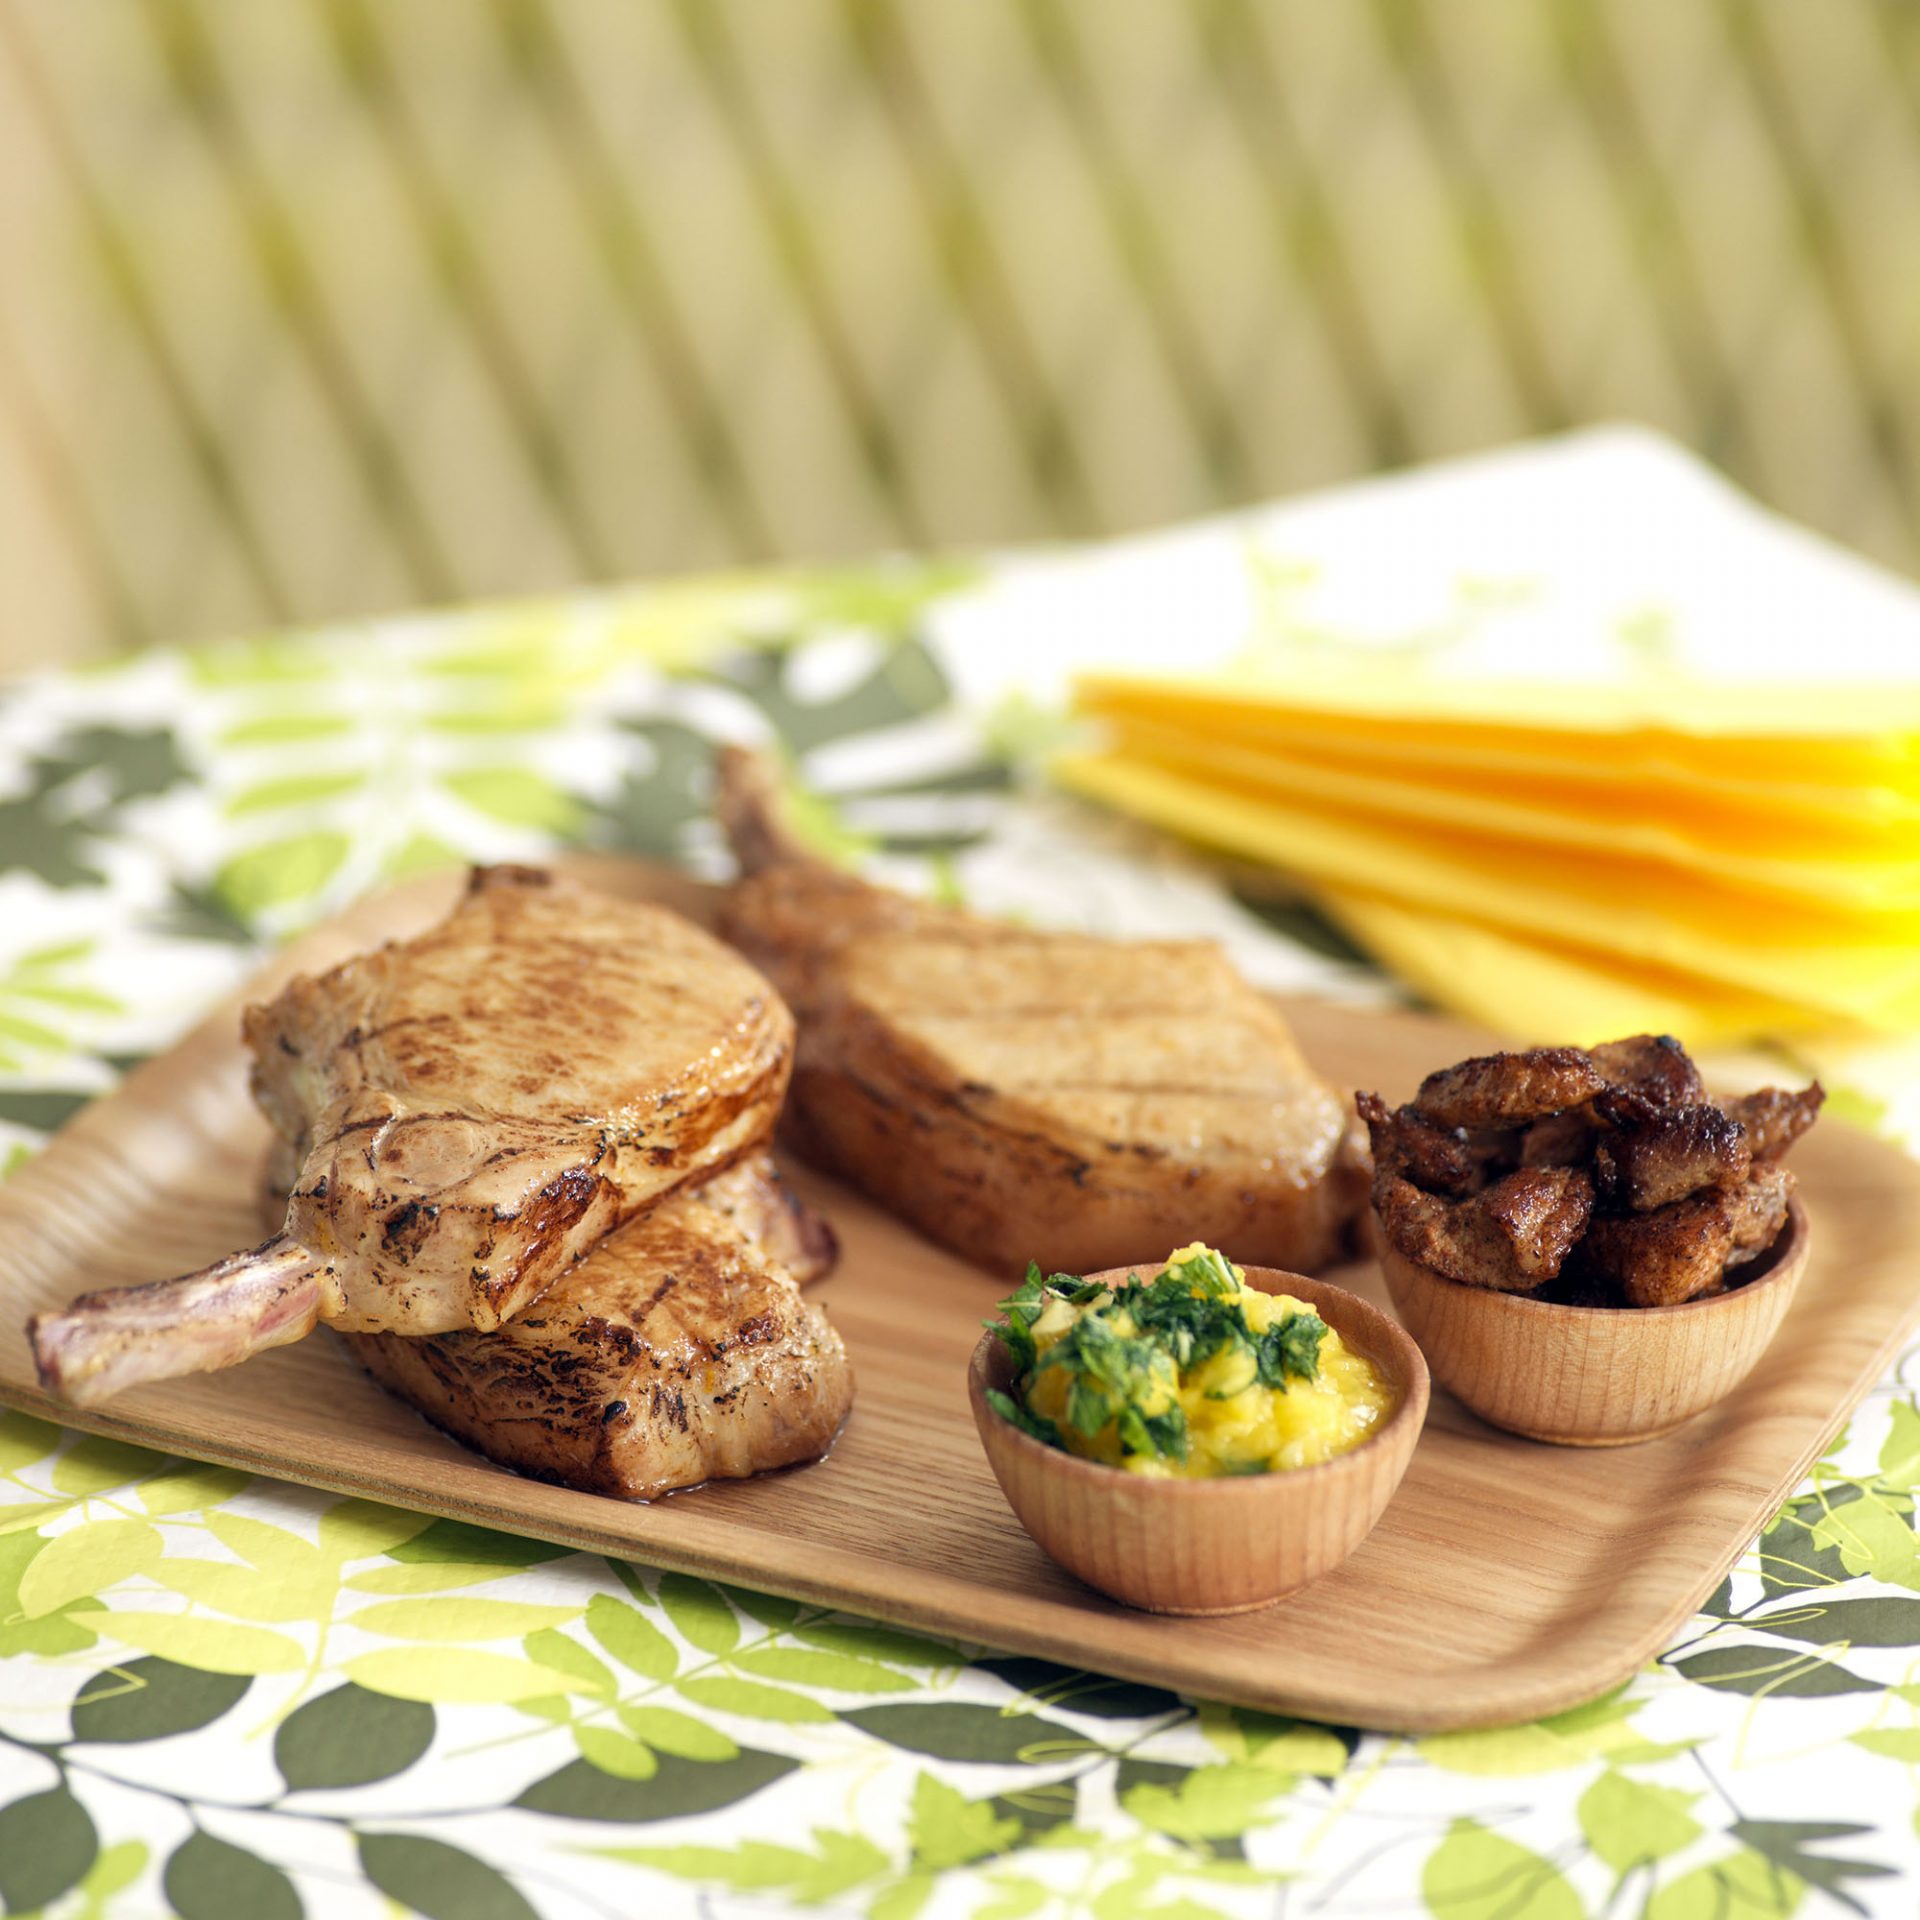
[1519,1108,1595,1169]
[1479,1168,1596,1280]
[1356,1091,1482,1197]
[1411,1047,1605,1131]
[1593,1099,1752,1212]
[1379,1032,1818,1311]
[1727,1084,1826,1162]
[1583,1194,1732,1308]
[1588,1033,1705,1108]
[1375,1167,1593,1292]
[1726,1163,1795,1264]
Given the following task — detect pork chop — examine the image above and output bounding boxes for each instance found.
[713,748,1367,1276]
[31,866,793,1405]
[342,1156,852,1498]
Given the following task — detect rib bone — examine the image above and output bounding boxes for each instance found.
[31,1237,330,1407]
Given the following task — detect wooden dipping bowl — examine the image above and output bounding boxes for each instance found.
[1376,1195,1810,1447]
[967,1266,1429,1616]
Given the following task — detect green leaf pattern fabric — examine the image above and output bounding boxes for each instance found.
[5,516,1920,1912]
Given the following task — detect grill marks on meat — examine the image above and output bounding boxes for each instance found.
[1364,1031,1818,1309]
[715,747,1367,1277]
[253,866,794,1334]
[31,867,795,1406]
[344,1157,850,1499]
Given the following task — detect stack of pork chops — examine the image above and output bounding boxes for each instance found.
[33,861,855,1498]
[30,750,1369,1500]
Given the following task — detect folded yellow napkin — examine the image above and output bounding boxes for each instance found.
[1055,731,1920,1041]
[1075,707,1920,912]
[1034,431,1920,1048]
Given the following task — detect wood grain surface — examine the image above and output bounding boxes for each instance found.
[2,859,1917,1732]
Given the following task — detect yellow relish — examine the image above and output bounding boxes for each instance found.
[986,1243,1394,1478]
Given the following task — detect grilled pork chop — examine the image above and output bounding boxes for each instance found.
[31,867,793,1405]
[713,748,1367,1276]
[342,1155,852,1498]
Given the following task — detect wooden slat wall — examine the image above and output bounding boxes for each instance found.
[3,0,1918,668]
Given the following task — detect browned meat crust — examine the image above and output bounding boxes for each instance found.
[1593,1099,1752,1212]
[248,865,795,1335]
[1410,1047,1605,1130]
[716,748,1367,1276]
[1368,1030,1816,1310]
[264,1140,838,1287]
[1518,1108,1595,1168]
[1374,1167,1592,1292]
[698,1156,838,1285]
[1356,1091,1482,1197]
[344,1161,851,1500]
[1584,1194,1733,1307]
[32,868,801,1406]
[1479,1168,1596,1280]
[1588,1033,1706,1108]
[1727,1163,1795,1264]
[1727,1084,1826,1162]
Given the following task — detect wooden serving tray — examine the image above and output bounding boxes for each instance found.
[3,861,1917,1733]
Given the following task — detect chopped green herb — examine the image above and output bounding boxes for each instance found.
[1160,1246,1242,1298]
[985,1388,1062,1448]
[1066,1376,1113,1438]
[1116,1401,1189,1463]
[981,1247,1328,1472]
[1125,1278,1245,1369]
[1253,1311,1327,1389]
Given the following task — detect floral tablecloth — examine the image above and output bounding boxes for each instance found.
[6,430,1920,1919]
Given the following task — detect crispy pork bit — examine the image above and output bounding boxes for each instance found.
[1726,1163,1795,1264]
[1727,1084,1826,1163]
[1372,1028,1816,1310]
[1518,1108,1595,1169]
[1584,1195,1734,1308]
[1356,1091,1483,1197]
[1479,1168,1596,1281]
[1373,1167,1592,1293]
[1410,1047,1606,1131]
[1593,1100,1752,1213]
[1588,1033,1705,1109]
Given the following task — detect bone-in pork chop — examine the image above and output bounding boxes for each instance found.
[342,1156,852,1498]
[713,748,1367,1276]
[31,866,793,1405]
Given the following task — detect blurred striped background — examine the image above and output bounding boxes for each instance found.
[3,0,1917,670]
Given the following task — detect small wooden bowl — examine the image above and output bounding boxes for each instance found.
[967,1266,1429,1615]
[1376,1195,1810,1447]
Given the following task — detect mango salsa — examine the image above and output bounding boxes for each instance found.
[986,1243,1394,1478]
